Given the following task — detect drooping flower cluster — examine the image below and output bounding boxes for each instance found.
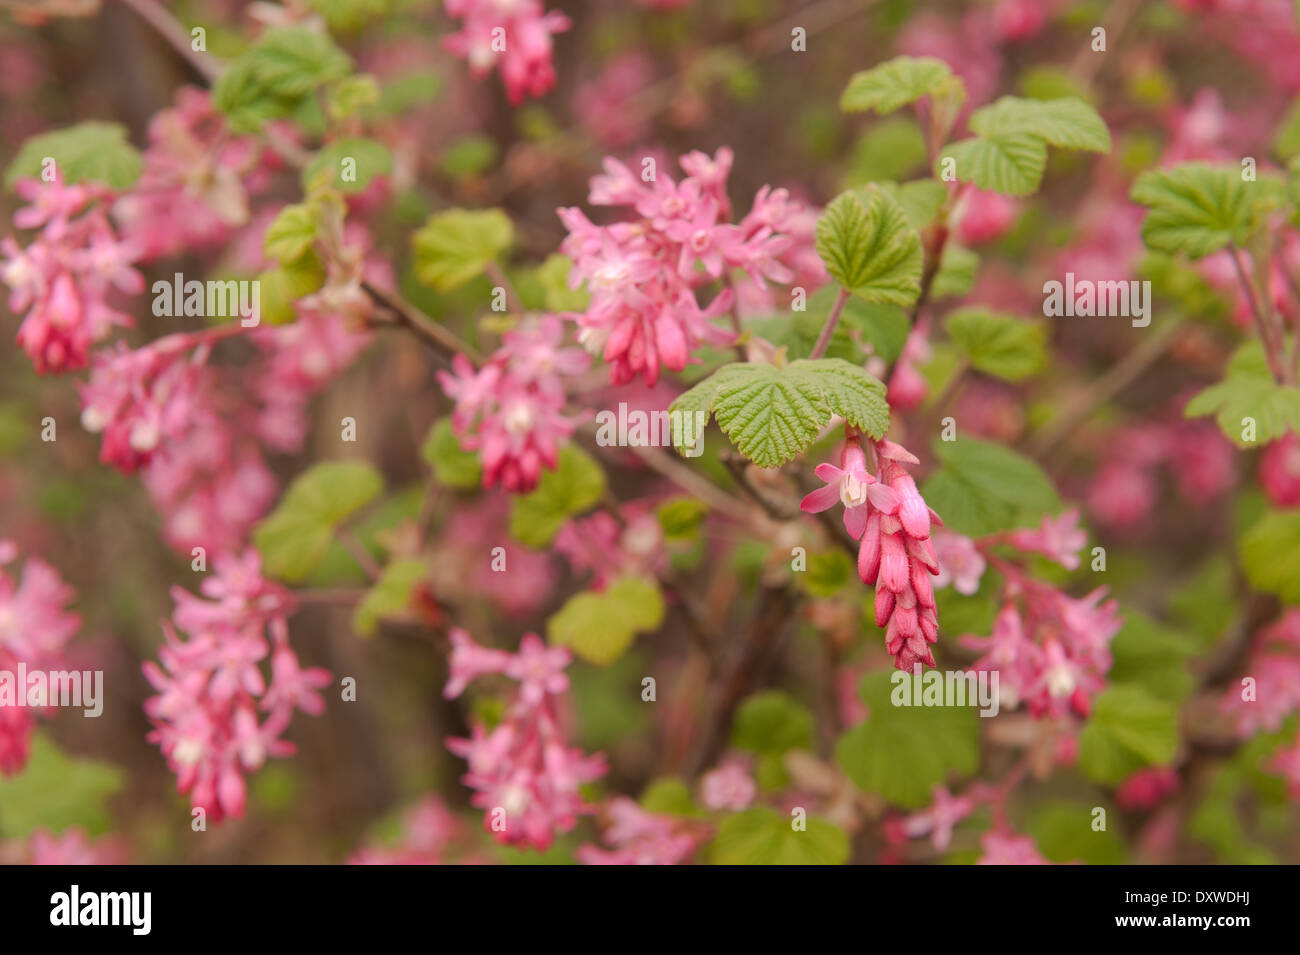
[437,315,589,492]
[142,551,330,823]
[442,0,571,105]
[1259,431,1300,508]
[348,796,478,865]
[1221,609,1300,798]
[553,504,665,590]
[0,541,81,775]
[1,175,142,372]
[112,88,277,261]
[443,628,606,849]
[1,827,125,866]
[802,434,944,670]
[558,147,824,386]
[575,797,705,865]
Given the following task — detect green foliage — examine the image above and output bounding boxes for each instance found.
[420,418,482,489]
[920,437,1061,537]
[1026,802,1128,865]
[944,308,1046,381]
[931,244,979,299]
[839,55,959,115]
[656,496,708,539]
[303,0,391,32]
[5,122,141,191]
[731,691,815,755]
[302,138,392,193]
[0,734,123,838]
[254,255,327,325]
[441,135,500,179]
[1107,611,1197,704]
[353,558,428,636]
[1184,340,1300,446]
[1077,684,1179,785]
[746,287,910,364]
[834,670,981,809]
[815,187,923,305]
[640,777,704,817]
[263,204,317,263]
[254,460,384,582]
[546,576,665,666]
[708,808,849,865]
[213,27,353,133]
[1238,508,1300,604]
[412,208,514,291]
[940,97,1110,195]
[799,549,856,598]
[671,359,890,469]
[509,446,606,547]
[1166,557,1237,652]
[1131,163,1251,258]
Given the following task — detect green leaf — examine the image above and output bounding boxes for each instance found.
[546,576,665,666]
[1026,802,1128,865]
[885,179,949,229]
[656,496,708,540]
[939,133,1048,196]
[254,254,327,325]
[931,244,979,299]
[944,308,1046,381]
[834,670,981,808]
[509,446,606,547]
[969,96,1111,153]
[815,187,923,305]
[441,134,500,179]
[1130,163,1251,258]
[799,549,856,598]
[254,460,384,582]
[670,358,890,469]
[840,56,956,115]
[0,734,123,838]
[1184,340,1300,446]
[412,207,513,292]
[5,122,141,191]
[302,138,392,193]
[420,418,482,489]
[263,203,317,263]
[1077,685,1179,785]
[353,558,428,636]
[708,808,849,865]
[1238,508,1300,604]
[920,438,1060,537]
[1107,611,1197,704]
[213,27,352,134]
[731,691,815,756]
[640,778,704,818]
[534,254,589,312]
[303,0,391,32]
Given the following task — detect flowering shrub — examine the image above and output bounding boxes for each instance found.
[0,0,1299,868]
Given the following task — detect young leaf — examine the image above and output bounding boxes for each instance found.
[708,808,849,865]
[1238,509,1300,604]
[302,138,393,194]
[412,208,514,291]
[213,27,352,134]
[1184,340,1300,446]
[254,460,384,582]
[939,133,1048,197]
[815,187,923,305]
[546,576,665,666]
[420,418,482,489]
[944,308,1047,381]
[839,55,956,115]
[1130,163,1251,258]
[834,670,980,808]
[1077,685,1179,785]
[263,204,317,263]
[5,122,141,191]
[969,96,1111,153]
[731,691,816,756]
[671,359,890,469]
[509,446,606,547]
[920,437,1060,536]
[353,558,428,637]
[0,734,123,838]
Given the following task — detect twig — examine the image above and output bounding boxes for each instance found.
[119,0,223,84]
[809,287,850,360]
[484,262,526,314]
[1227,243,1285,383]
[363,280,483,365]
[340,530,381,581]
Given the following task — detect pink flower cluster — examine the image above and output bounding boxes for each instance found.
[553,505,665,590]
[142,551,329,823]
[0,541,81,775]
[1,175,142,373]
[802,435,944,670]
[1,828,125,865]
[442,0,571,105]
[438,315,589,492]
[349,796,479,865]
[1260,432,1300,508]
[443,628,606,849]
[961,581,1121,719]
[113,88,277,261]
[575,797,705,865]
[1221,609,1300,797]
[558,147,824,385]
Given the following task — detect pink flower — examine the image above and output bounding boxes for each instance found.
[1006,508,1087,570]
[933,531,986,595]
[1260,432,1300,507]
[800,439,899,540]
[955,188,1018,245]
[576,797,704,865]
[20,828,125,865]
[443,0,571,105]
[886,330,931,412]
[901,786,975,852]
[976,830,1052,865]
[1116,767,1180,811]
[699,759,757,811]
